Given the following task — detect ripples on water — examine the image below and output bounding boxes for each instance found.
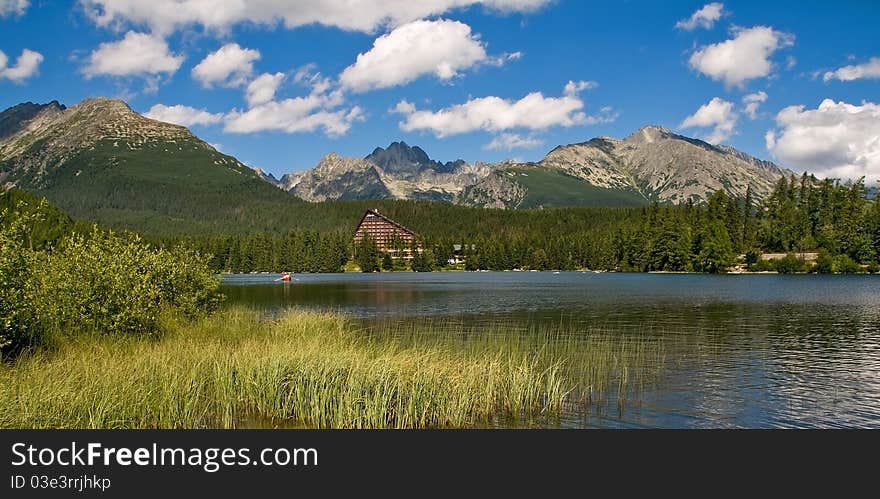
[220,272,880,428]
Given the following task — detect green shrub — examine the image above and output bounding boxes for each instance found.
[815,250,835,274]
[774,253,808,274]
[0,213,39,355]
[29,229,221,338]
[748,259,775,272]
[834,254,861,274]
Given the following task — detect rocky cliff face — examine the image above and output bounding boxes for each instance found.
[278,142,492,202]
[543,126,787,203]
[456,126,790,207]
[278,153,391,202]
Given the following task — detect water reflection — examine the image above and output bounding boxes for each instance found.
[221,272,880,428]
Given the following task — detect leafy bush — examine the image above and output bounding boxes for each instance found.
[2,210,221,356]
[0,213,39,355]
[748,259,775,272]
[833,254,861,274]
[773,253,808,274]
[29,229,221,338]
[815,250,835,274]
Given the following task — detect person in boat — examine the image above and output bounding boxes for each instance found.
[278,272,292,282]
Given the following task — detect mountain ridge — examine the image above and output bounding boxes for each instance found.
[272,124,791,208]
[1,97,794,222]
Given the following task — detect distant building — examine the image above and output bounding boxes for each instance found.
[353,209,420,256]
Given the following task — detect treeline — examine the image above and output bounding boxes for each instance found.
[157,175,879,274]
[8,174,879,275]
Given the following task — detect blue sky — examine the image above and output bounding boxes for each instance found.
[1,1,878,181]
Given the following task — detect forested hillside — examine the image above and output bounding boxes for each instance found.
[148,174,879,274]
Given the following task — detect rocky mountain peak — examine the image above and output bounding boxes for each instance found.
[624,125,674,144]
[365,140,468,175]
[0,100,67,142]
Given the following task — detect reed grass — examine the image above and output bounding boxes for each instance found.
[0,307,664,429]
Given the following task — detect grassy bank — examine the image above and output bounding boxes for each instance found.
[0,308,663,429]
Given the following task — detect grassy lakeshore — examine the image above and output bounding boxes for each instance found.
[0,308,663,429]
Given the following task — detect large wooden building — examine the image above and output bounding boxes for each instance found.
[353,209,419,255]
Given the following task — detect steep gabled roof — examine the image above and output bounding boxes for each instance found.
[354,209,419,237]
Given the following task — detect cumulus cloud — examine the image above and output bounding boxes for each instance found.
[80,0,550,35]
[82,31,183,78]
[340,19,494,92]
[225,99,364,136]
[192,43,260,88]
[246,72,285,107]
[484,133,543,151]
[742,91,768,119]
[143,103,224,127]
[0,0,28,17]
[689,26,794,88]
[675,2,724,31]
[225,70,362,137]
[680,97,738,144]
[392,81,603,137]
[823,57,880,82]
[766,99,880,182]
[0,48,43,83]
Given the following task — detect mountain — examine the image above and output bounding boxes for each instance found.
[277,141,492,202]
[0,98,300,233]
[456,126,790,208]
[278,127,788,209]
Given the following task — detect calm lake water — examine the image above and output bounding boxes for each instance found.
[220,272,880,429]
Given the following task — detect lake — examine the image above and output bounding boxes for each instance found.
[220,272,880,429]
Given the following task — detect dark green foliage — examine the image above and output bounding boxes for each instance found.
[410,246,435,272]
[815,250,835,274]
[696,220,735,273]
[773,253,808,274]
[8,170,878,276]
[834,254,861,274]
[354,235,380,273]
[381,253,394,271]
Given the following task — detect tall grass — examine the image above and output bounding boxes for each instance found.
[0,308,664,429]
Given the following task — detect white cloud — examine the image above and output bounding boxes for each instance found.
[82,31,183,78]
[675,2,724,31]
[742,91,768,119]
[689,26,794,88]
[823,57,880,82]
[0,48,43,83]
[680,97,738,144]
[225,72,362,137]
[484,133,543,151]
[225,100,364,136]
[766,99,880,182]
[393,82,601,137]
[0,0,28,17]
[80,0,550,34]
[564,80,598,96]
[192,43,260,88]
[246,72,285,107]
[143,103,224,127]
[340,19,491,92]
